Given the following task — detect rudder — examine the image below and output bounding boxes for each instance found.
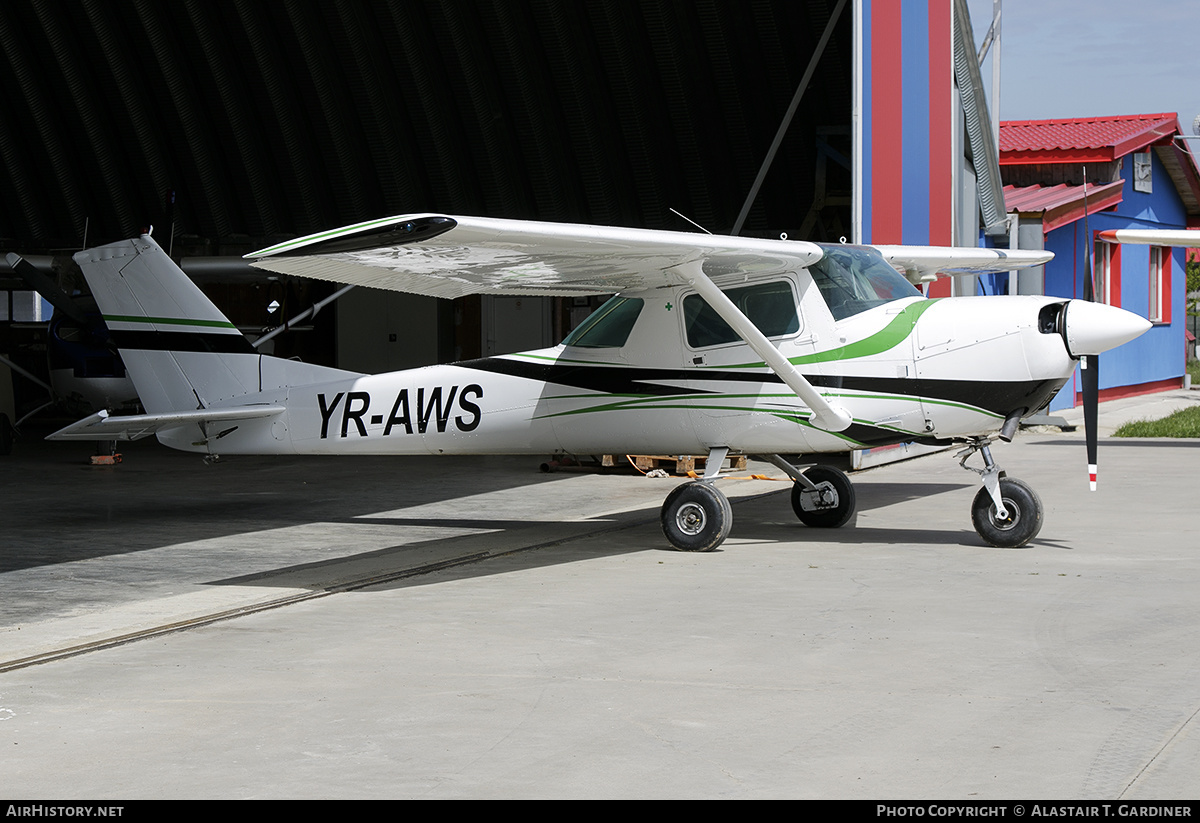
[75,233,356,414]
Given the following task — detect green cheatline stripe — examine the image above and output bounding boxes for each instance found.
[536,392,790,417]
[714,298,939,369]
[542,388,996,421]
[251,215,404,256]
[820,390,1002,419]
[103,314,239,330]
[760,410,867,446]
[534,393,970,448]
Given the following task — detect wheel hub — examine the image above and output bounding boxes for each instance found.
[988,497,1020,530]
[676,502,707,535]
[799,482,838,512]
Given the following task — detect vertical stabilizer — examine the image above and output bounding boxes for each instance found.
[74,234,356,414]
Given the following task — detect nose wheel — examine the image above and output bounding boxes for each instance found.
[970,477,1043,548]
[958,438,1044,547]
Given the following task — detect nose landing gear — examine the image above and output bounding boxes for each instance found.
[957,438,1043,547]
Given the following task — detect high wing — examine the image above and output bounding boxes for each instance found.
[246,214,847,430]
[247,213,1054,294]
[247,214,825,298]
[874,245,1054,284]
[49,406,285,441]
[1097,229,1200,246]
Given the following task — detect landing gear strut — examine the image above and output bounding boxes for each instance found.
[957,438,1043,547]
[658,451,859,552]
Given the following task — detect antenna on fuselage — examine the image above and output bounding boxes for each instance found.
[669,208,713,235]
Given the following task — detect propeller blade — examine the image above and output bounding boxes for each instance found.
[1081,172,1098,490]
[1082,353,1099,491]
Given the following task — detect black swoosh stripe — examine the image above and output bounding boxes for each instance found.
[458,358,1066,417]
[109,330,256,354]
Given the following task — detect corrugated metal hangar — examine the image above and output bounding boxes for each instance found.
[1,0,1195,431]
[0,1,851,251]
[1,0,858,411]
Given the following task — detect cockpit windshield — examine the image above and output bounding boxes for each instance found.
[809,245,922,321]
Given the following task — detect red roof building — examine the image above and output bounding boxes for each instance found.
[1001,113,1184,163]
[1001,114,1200,227]
[997,113,1200,409]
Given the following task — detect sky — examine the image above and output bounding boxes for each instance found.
[964,0,1200,137]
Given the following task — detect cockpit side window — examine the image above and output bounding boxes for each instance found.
[809,245,922,320]
[562,296,644,348]
[683,280,800,349]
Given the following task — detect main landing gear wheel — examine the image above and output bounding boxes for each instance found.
[660,481,732,552]
[791,465,856,528]
[970,477,1043,548]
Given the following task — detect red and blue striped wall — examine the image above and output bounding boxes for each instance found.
[860,1,955,295]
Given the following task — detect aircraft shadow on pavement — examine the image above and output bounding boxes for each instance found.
[208,479,1027,593]
[5,431,1046,592]
[0,437,592,573]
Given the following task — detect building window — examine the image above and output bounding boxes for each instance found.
[1149,246,1170,323]
[1091,235,1123,307]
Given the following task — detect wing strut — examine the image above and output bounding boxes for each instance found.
[669,260,852,433]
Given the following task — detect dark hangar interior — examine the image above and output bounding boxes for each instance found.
[0,0,853,409]
[0,0,852,254]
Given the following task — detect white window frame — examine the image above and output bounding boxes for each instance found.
[1148,246,1166,323]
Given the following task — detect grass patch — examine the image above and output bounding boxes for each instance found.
[1114,404,1200,437]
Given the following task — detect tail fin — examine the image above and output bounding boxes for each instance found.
[74,234,355,414]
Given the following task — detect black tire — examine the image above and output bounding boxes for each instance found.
[971,477,1043,548]
[660,482,732,552]
[791,465,856,528]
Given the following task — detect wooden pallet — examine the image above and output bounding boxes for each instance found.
[602,453,747,475]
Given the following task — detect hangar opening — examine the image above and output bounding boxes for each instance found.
[0,1,1029,424]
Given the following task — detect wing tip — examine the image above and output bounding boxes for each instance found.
[247,215,456,260]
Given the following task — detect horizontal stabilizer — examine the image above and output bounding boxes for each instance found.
[47,406,285,441]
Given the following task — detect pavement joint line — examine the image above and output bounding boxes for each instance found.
[0,485,793,673]
[1117,700,1200,799]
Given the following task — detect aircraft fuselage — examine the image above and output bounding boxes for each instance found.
[156,284,1082,459]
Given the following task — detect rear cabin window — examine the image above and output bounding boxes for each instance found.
[683,280,799,349]
[562,296,644,348]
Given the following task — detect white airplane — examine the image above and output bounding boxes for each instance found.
[48,215,1151,551]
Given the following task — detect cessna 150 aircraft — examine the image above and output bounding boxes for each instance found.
[48,214,1151,551]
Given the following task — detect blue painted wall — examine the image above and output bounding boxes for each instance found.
[1039,151,1187,411]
